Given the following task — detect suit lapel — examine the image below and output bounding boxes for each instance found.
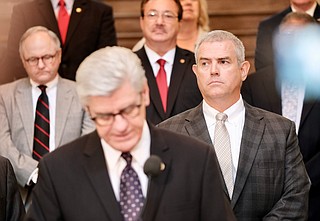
[260,65,282,114]
[141,124,171,221]
[37,0,60,37]
[166,47,191,116]
[184,103,212,145]
[184,104,229,197]
[137,48,166,119]
[64,0,87,47]
[82,132,123,221]
[55,78,72,147]
[231,102,265,208]
[314,4,320,20]
[16,80,34,153]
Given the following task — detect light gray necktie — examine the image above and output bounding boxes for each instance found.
[214,113,234,198]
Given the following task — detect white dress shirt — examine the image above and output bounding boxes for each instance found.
[101,120,151,201]
[202,96,245,183]
[51,0,74,17]
[31,75,59,152]
[144,44,176,86]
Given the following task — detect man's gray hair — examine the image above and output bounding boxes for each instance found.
[76,46,147,106]
[19,26,61,59]
[194,30,245,66]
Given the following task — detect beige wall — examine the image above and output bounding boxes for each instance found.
[0,0,291,72]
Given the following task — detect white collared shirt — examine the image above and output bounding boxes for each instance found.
[30,75,58,151]
[202,96,245,183]
[101,121,151,201]
[51,0,74,17]
[144,44,176,86]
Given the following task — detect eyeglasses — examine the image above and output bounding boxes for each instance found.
[145,10,178,22]
[25,53,57,66]
[90,97,142,126]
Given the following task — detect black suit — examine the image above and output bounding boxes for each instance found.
[0,0,117,83]
[0,156,25,221]
[25,125,236,221]
[241,65,320,221]
[254,4,320,70]
[135,47,202,125]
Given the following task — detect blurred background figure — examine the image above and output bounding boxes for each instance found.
[0,155,25,221]
[132,0,209,52]
[0,0,117,84]
[254,0,320,71]
[242,12,320,221]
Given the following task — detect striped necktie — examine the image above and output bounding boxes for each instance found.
[33,85,50,160]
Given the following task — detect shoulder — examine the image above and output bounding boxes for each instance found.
[0,79,28,95]
[175,46,195,60]
[259,7,291,29]
[159,107,195,128]
[42,131,97,163]
[153,126,212,155]
[86,0,113,12]
[245,102,292,126]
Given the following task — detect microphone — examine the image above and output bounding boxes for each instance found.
[139,155,165,221]
[143,155,165,177]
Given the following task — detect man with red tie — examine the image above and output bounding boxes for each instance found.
[135,0,202,125]
[0,26,95,207]
[0,0,117,84]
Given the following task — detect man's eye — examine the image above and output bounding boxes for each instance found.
[220,60,229,64]
[28,57,37,62]
[201,62,209,67]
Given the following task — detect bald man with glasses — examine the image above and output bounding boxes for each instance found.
[0,26,95,207]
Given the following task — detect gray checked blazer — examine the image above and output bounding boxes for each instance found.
[159,101,310,221]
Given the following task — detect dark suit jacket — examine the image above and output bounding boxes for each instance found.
[158,102,310,221]
[135,47,202,125]
[0,0,117,83]
[0,156,25,221]
[254,4,320,70]
[242,65,320,221]
[25,125,236,221]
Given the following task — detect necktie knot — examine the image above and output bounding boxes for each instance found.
[157,59,166,67]
[58,0,65,6]
[121,152,132,165]
[38,85,47,92]
[216,113,228,122]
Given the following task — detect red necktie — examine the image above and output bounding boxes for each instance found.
[58,0,70,44]
[156,59,168,112]
[33,85,50,161]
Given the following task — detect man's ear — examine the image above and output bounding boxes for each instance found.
[192,64,198,77]
[240,61,250,82]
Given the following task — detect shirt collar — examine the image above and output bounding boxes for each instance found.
[144,44,176,66]
[30,74,59,91]
[202,96,245,127]
[101,120,151,171]
[291,2,317,16]
[51,0,74,10]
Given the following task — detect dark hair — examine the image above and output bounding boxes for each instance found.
[140,0,183,21]
[281,12,316,25]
